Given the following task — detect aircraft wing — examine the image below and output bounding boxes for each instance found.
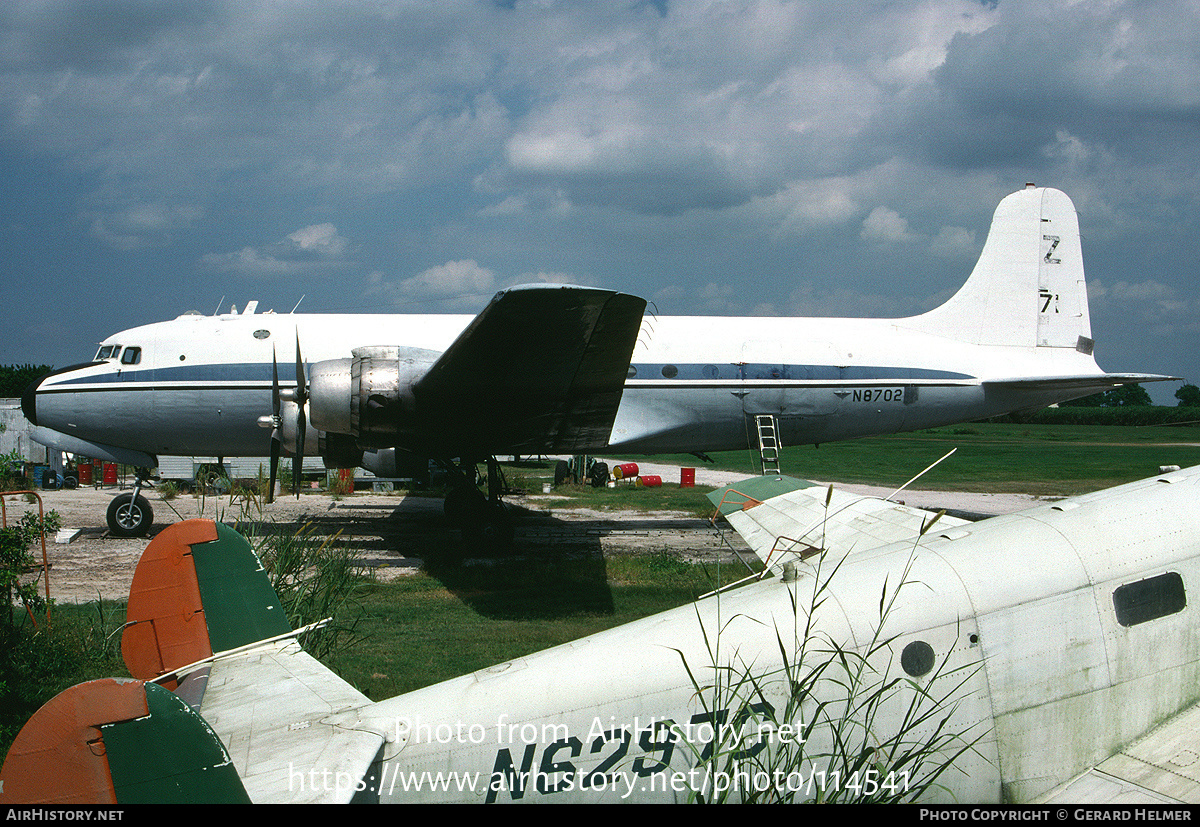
[413,284,646,454]
[1038,701,1200,804]
[708,475,970,574]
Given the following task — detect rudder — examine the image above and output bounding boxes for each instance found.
[913,185,1093,352]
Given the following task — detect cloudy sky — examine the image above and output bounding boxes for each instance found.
[2,0,1197,402]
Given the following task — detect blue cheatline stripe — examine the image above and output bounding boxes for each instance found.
[47,360,976,387]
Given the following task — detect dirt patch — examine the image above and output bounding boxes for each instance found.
[6,485,751,605]
[9,465,1042,605]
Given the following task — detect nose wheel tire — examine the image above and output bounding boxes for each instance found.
[107,493,154,538]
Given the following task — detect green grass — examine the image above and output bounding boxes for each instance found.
[323,550,728,701]
[0,600,127,753]
[628,422,1200,495]
[31,549,733,714]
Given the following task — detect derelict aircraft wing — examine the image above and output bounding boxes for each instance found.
[707,474,973,575]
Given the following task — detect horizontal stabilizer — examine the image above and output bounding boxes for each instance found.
[0,679,249,804]
[986,372,1180,393]
[709,475,970,572]
[3,520,383,804]
[122,519,292,687]
[415,284,646,454]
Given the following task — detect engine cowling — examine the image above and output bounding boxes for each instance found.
[308,346,440,450]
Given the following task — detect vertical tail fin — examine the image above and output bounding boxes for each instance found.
[913,185,1093,353]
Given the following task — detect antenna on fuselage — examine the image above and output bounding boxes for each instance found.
[885,448,957,503]
[290,295,306,314]
[213,296,225,316]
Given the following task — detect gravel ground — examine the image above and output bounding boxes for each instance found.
[7,463,1045,605]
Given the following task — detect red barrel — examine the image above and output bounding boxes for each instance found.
[102,462,117,486]
[613,462,639,480]
[77,462,93,485]
[680,467,695,487]
[637,475,662,487]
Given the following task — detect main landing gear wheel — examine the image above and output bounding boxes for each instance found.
[463,500,514,548]
[107,493,154,538]
[444,484,487,525]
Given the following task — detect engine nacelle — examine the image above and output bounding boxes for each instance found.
[318,432,363,469]
[308,346,440,450]
[360,448,432,482]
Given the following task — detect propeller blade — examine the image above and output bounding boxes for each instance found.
[293,411,305,498]
[268,432,281,504]
[267,348,280,504]
[293,332,307,499]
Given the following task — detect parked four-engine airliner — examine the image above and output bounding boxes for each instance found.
[22,185,1172,536]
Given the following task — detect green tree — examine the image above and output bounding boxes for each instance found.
[1101,383,1152,407]
[1175,384,1200,407]
[0,510,60,633]
[0,365,53,399]
[1060,384,1152,408]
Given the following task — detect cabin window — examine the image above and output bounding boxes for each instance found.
[661,364,678,379]
[121,347,141,365]
[627,366,638,378]
[1113,572,1186,627]
[901,640,935,677]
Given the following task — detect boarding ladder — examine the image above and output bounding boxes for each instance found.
[755,415,781,475]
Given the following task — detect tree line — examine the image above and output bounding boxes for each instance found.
[0,365,53,399]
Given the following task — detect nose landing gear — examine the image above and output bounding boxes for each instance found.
[106,469,154,538]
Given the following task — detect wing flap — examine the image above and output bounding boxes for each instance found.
[414,284,646,454]
[709,476,970,572]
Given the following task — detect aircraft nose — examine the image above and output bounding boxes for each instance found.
[21,375,41,426]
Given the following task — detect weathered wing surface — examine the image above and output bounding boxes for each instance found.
[1038,701,1200,803]
[186,640,383,804]
[708,475,971,573]
[413,284,646,454]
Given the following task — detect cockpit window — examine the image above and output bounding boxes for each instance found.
[96,345,118,360]
[121,347,141,365]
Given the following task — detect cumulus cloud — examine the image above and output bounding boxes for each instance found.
[400,259,496,298]
[202,223,352,277]
[861,206,917,243]
[929,226,977,259]
[88,202,203,250]
[364,260,501,311]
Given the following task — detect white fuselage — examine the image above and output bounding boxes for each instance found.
[337,468,1200,803]
[27,306,1106,463]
